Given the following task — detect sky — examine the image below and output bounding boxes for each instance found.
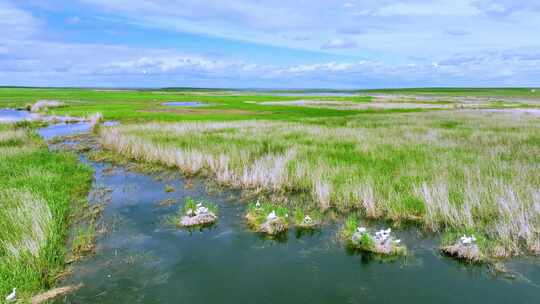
[0,0,539,89]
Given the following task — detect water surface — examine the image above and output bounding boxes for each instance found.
[38,122,92,140]
[0,109,39,122]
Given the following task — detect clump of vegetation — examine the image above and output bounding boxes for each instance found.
[441,232,486,263]
[30,100,65,112]
[164,185,175,193]
[0,123,93,299]
[245,201,289,236]
[177,197,218,228]
[71,225,96,257]
[342,216,406,256]
[157,198,176,207]
[293,208,321,229]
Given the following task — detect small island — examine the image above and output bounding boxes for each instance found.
[342,216,407,256]
[245,201,289,236]
[177,197,218,228]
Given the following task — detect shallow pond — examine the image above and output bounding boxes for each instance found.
[162,101,205,107]
[0,109,39,122]
[0,109,92,139]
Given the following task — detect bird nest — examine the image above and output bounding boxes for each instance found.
[179,212,217,227]
[246,210,288,236]
[441,243,483,263]
[349,228,407,256]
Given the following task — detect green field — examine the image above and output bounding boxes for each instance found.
[1,87,539,297]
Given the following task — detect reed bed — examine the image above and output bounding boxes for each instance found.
[99,109,539,256]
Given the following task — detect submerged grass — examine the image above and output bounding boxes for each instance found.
[0,123,93,299]
[99,109,539,257]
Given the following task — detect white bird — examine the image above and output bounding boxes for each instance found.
[195,206,208,215]
[356,227,367,233]
[460,235,475,245]
[5,288,16,302]
[267,210,277,220]
[255,200,261,209]
[375,229,391,241]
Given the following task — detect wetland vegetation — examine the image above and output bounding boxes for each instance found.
[0,122,92,300]
[0,87,539,302]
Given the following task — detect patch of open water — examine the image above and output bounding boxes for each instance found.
[0,109,93,139]
[38,122,92,140]
[0,109,39,122]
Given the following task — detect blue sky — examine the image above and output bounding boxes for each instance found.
[0,0,538,88]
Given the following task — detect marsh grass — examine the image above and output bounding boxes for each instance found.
[71,225,96,257]
[0,123,93,298]
[98,109,539,256]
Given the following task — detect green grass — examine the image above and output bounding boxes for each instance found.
[71,224,96,257]
[0,87,373,123]
[0,123,93,299]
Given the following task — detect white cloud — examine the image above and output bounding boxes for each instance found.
[369,1,482,17]
[321,39,357,50]
[0,1,40,39]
